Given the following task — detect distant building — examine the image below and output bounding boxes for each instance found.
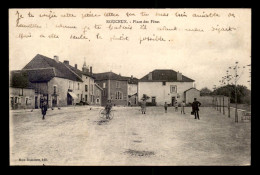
[184,88,200,104]
[11,54,102,109]
[64,60,100,105]
[127,75,138,106]
[93,72,138,106]
[138,69,196,106]
[94,83,103,105]
[9,71,35,109]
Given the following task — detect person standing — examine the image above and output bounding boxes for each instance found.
[181,101,186,114]
[141,99,146,114]
[192,98,201,120]
[41,101,48,120]
[164,102,168,113]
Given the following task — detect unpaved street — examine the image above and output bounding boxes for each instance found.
[10,106,251,166]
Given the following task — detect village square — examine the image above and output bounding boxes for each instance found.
[9,54,251,166]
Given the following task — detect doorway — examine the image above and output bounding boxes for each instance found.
[52,95,57,107]
[35,96,38,109]
[171,97,176,106]
[67,93,72,105]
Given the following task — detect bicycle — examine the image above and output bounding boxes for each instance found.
[99,108,114,120]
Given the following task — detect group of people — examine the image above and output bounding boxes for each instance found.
[141,98,201,119]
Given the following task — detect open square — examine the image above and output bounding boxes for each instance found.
[10,106,251,166]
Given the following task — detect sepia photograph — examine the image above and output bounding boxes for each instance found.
[9,8,251,166]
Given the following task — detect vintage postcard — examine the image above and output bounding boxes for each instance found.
[9,8,251,166]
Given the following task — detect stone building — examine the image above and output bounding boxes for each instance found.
[93,72,138,106]
[11,54,102,108]
[9,71,35,109]
[138,69,196,106]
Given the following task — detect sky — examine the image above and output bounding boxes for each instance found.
[9,9,251,90]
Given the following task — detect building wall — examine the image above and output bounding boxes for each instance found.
[94,86,102,106]
[81,75,95,104]
[185,89,201,104]
[10,87,35,109]
[95,80,128,106]
[47,77,83,107]
[138,81,194,106]
[110,80,128,106]
[200,95,229,107]
[128,84,138,96]
[95,80,108,106]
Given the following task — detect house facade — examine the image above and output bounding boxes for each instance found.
[138,69,195,106]
[184,88,200,105]
[94,72,138,106]
[94,83,103,105]
[10,71,35,109]
[12,54,102,109]
[65,61,99,105]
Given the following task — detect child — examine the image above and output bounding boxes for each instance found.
[164,102,168,113]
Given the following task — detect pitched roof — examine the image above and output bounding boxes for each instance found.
[93,72,139,83]
[184,88,200,93]
[139,69,194,82]
[93,72,129,81]
[66,64,95,79]
[10,71,35,89]
[127,77,139,84]
[11,69,55,83]
[94,83,103,90]
[23,54,83,82]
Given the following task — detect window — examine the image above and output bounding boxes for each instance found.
[14,97,17,103]
[170,85,177,93]
[162,81,166,86]
[81,94,83,101]
[116,81,120,88]
[103,82,106,88]
[115,91,123,100]
[85,85,88,92]
[96,98,99,103]
[19,89,23,96]
[78,83,80,90]
[152,96,156,103]
[85,95,88,102]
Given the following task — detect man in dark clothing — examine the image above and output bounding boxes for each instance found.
[41,101,48,120]
[105,100,112,119]
[192,98,201,120]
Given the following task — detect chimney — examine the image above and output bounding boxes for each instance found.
[148,72,152,80]
[90,66,92,75]
[177,71,182,81]
[54,55,59,62]
[75,64,77,69]
[63,60,69,65]
[131,75,133,79]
